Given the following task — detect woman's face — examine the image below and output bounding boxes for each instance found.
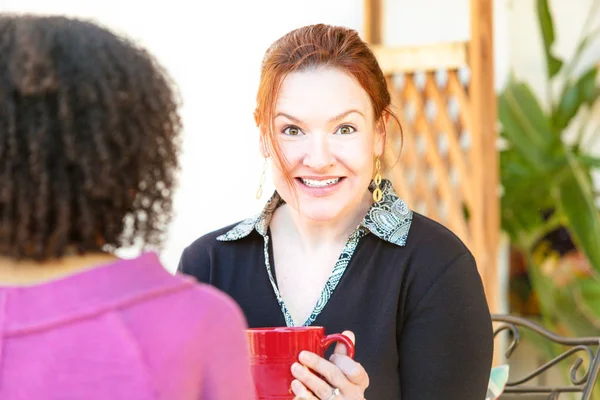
[265,67,384,223]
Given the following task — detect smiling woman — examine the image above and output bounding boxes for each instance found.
[269,67,382,223]
[179,24,494,400]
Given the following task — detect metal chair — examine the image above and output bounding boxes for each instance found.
[492,315,600,399]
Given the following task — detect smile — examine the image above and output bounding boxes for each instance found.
[299,178,341,187]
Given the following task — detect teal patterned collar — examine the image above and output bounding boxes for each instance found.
[217,179,413,246]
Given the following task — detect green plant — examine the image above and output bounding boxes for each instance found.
[499,0,600,395]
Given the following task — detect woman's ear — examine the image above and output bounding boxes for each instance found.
[375,114,389,157]
[382,111,391,126]
[253,110,260,127]
[258,133,269,158]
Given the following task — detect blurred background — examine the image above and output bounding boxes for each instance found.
[2,1,599,397]
[1,0,588,271]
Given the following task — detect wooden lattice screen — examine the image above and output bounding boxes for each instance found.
[365,0,500,313]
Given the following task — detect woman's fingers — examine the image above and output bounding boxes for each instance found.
[297,351,349,390]
[329,354,369,388]
[291,379,317,399]
[333,330,355,356]
[292,358,341,400]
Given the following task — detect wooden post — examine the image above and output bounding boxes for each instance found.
[469,0,499,314]
[364,0,383,45]
[365,0,500,316]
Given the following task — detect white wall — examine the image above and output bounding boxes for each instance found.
[1,0,594,271]
[0,0,364,270]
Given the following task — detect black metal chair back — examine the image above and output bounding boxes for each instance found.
[492,315,600,400]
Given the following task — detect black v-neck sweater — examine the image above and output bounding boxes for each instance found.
[179,213,493,400]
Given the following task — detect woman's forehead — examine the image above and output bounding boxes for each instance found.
[274,67,373,122]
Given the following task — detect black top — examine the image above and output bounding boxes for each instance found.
[178,181,493,399]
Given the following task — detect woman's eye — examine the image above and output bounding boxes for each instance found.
[283,126,302,136]
[336,125,356,135]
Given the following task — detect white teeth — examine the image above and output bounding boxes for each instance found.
[300,178,340,187]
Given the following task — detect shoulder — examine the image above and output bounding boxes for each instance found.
[182,220,263,255]
[167,281,249,354]
[400,212,478,289]
[175,280,247,328]
[405,212,472,261]
[391,213,486,320]
[120,275,248,356]
[370,210,472,268]
[129,271,247,331]
[181,222,239,256]
[362,210,476,292]
[178,220,262,278]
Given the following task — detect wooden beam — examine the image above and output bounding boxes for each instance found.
[364,0,383,44]
[371,42,469,74]
[469,0,499,313]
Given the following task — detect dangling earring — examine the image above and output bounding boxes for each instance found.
[255,158,268,199]
[372,157,383,202]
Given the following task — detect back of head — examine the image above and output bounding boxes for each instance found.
[0,15,182,261]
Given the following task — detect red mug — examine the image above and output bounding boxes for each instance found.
[246,326,355,399]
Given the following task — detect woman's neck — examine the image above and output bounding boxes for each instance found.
[273,190,373,252]
[0,252,118,286]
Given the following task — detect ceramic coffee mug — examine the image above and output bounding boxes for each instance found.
[246,326,355,399]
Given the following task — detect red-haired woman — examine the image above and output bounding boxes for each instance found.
[179,24,493,400]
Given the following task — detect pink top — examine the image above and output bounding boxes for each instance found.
[0,253,256,400]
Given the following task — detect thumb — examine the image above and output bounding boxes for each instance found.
[333,330,355,356]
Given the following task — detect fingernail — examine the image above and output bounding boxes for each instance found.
[298,351,308,361]
[291,362,302,373]
[291,379,302,392]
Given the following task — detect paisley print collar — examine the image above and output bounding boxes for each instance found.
[217,179,413,246]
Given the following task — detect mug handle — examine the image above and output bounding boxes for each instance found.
[320,333,355,359]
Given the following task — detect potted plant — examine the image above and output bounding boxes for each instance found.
[499,0,600,396]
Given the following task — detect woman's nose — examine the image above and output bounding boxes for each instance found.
[302,134,335,169]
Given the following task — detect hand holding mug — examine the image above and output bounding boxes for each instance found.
[247,326,360,399]
[290,331,369,400]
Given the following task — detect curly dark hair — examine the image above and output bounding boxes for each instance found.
[0,15,182,261]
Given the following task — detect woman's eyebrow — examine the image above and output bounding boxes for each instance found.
[274,109,365,124]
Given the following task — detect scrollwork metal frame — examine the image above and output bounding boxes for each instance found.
[492,315,600,399]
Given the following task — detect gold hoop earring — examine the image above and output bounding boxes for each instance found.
[255,158,268,199]
[373,157,383,202]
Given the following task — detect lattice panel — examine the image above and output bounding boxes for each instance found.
[384,68,477,254]
[365,0,499,314]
